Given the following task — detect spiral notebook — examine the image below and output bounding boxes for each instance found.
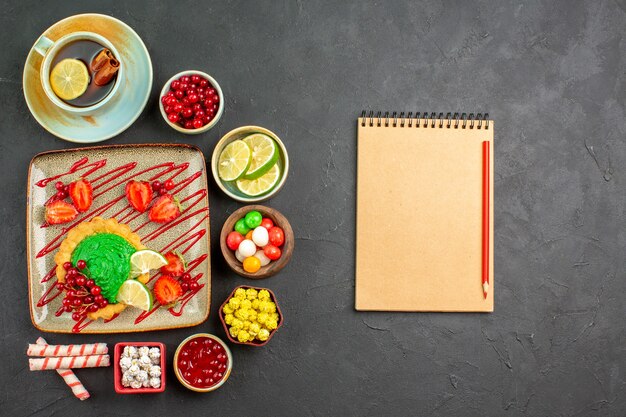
[356,112,494,312]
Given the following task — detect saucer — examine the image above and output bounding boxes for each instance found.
[23,14,153,143]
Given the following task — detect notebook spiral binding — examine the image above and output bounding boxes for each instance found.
[360,111,490,129]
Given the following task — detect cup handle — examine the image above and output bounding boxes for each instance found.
[34,35,54,56]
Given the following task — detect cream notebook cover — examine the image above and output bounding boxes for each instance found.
[355,112,494,312]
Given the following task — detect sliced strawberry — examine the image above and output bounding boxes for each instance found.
[153,275,183,306]
[148,194,182,223]
[160,251,186,277]
[68,178,93,212]
[45,200,78,225]
[125,180,153,213]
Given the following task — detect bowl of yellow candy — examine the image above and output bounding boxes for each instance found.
[219,286,283,347]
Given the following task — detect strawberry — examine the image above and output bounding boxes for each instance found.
[45,200,78,224]
[148,194,182,223]
[68,178,93,212]
[125,180,153,213]
[160,251,186,277]
[153,275,183,306]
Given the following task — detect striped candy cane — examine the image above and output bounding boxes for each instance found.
[29,354,110,371]
[27,342,108,357]
[36,337,90,401]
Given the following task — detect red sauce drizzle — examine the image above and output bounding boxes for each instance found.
[72,316,94,333]
[36,157,107,187]
[41,266,57,283]
[35,157,209,333]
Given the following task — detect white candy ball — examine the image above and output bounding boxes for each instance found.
[235,249,246,262]
[254,250,271,266]
[149,377,161,388]
[238,239,256,257]
[252,226,269,247]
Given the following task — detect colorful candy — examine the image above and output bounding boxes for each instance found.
[226,231,244,251]
[243,256,261,273]
[225,210,286,274]
[238,239,257,258]
[251,226,269,247]
[268,226,284,247]
[234,218,250,235]
[244,211,262,229]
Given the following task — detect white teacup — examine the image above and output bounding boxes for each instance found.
[34,31,123,114]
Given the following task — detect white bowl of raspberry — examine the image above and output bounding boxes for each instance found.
[159,70,224,134]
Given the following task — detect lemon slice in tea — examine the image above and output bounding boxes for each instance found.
[218,140,252,181]
[242,134,279,180]
[116,280,153,311]
[236,164,281,196]
[130,249,168,278]
[49,59,89,101]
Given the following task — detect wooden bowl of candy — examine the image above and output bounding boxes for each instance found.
[220,205,294,279]
[219,286,283,347]
[173,333,232,393]
[114,342,166,394]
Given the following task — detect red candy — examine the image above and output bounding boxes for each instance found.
[260,218,274,230]
[226,231,244,251]
[268,226,285,247]
[264,244,282,261]
[162,74,219,129]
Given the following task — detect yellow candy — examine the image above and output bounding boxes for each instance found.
[265,318,278,330]
[241,299,252,310]
[270,312,279,322]
[243,256,261,273]
[249,322,261,336]
[235,308,250,320]
[257,301,269,312]
[257,329,270,341]
[229,326,241,338]
[246,288,258,300]
[258,290,270,301]
[267,302,276,313]
[222,304,233,314]
[257,312,268,325]
[234,288,246,299]
[251,299,260,309]
[247,309,257,321]
[237,330,251,343]
[224,313,234,325]
[231,318,243,329]
[228,297,241,309]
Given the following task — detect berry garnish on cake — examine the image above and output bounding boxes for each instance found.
[54,217,165,321]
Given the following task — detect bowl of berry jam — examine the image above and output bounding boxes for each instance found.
[159,70,224,134]
[173,333,232,392]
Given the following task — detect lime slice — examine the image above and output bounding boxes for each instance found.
[218,140,252,181]
[49,59,89,101]
[130,249,168,278]
[236,164,281,196]
[116,279,153,311]
[242,134,279,180]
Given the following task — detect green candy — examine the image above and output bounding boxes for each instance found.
[234,218,250,235]
[244,211,262,229]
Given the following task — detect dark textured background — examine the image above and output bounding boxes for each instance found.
[1,1,625,416]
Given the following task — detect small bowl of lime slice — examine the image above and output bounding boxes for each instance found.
[211,126,289,202]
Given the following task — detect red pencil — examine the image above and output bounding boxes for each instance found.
[482,140,490,299]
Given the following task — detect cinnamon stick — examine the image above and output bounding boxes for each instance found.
[90,48,114,72]
[93,58,119,86]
